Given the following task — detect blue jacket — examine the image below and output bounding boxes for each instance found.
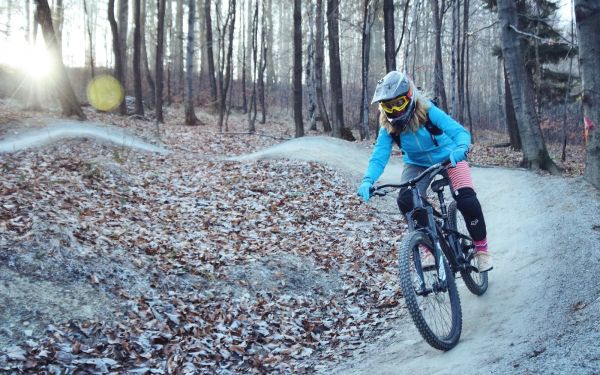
[362,104,471,184]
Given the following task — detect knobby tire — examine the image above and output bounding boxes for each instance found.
[399,231,462,351]
[448,201,488,296]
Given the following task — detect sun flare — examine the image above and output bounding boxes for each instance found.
[0,38,54,79]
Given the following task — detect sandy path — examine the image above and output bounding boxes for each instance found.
[240,136,600,374]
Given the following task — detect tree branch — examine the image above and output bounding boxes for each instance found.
[508,24,576,47]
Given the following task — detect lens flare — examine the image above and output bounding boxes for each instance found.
[86,75,125,112]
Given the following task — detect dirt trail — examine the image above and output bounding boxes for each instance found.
[2,124,598,373]
[241,136,600,374]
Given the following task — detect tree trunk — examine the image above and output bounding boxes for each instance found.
[53,0,63,54]
[575,0,600,188]
[205,0,218,106]
[383,0,396,72]
[293,0,304,138]
[155,0,166,123]
[240,0,248,113]
[34,0,85,119]
[108,0,127,114]
[141,0,156,108]
[166,0,173,105]
[185,0,199,124]
[248,0,258,132]
[83,0,95,78]
[258,2,267,125]
[395,0,410,61]
[118,0,128,94]
[133,0,144,115]
[327,0,353,140]
[175,0,184,96]
[217,0,236,131]
[360,0,377,140]
[306,1,317,131]
[503,61,521,150]
[430,0,448,111]
[497,0,559,173]
[265,0,275,86]
[315,0,331,132]
[458,0,469,124]
[450,0,458,116]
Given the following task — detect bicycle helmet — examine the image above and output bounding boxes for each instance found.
[372,71,416,131]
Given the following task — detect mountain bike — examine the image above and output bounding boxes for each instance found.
[370,161,488,351]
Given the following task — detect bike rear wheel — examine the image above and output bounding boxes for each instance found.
[399,231,462,351]
[448,201,488,295]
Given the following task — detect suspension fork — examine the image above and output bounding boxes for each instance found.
[406,187,447,286]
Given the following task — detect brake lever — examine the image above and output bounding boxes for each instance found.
[371,190,389,197]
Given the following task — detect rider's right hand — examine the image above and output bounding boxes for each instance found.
[357,181,372,202]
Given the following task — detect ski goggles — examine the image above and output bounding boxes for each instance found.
[380,89,413,116]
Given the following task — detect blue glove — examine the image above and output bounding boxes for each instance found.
[357,181,372,202]
[449,145,469,167]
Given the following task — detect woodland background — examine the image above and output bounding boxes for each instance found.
[0,0,594,162]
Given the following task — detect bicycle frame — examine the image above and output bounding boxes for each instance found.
[370,161,477,283]
[404,171,476,283]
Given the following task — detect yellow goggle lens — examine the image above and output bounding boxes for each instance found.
[381,96,410,114]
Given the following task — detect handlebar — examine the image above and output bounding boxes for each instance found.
[369,160,451,197]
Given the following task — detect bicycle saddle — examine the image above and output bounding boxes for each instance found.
[430,177,449,193]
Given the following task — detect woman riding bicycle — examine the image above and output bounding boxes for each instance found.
[357,71,492,272]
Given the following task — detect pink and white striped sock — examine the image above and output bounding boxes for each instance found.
[474,239,488,253]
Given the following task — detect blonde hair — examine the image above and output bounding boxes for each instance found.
[379,94,431,135]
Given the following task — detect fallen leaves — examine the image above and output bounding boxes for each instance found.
[0,112,406,373]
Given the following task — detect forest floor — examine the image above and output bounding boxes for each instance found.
[0,100,598,374]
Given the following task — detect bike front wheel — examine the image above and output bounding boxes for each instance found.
[448,201,488,296]
[398,231,462,351]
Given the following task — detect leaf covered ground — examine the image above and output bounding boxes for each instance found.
[0,103,586,373]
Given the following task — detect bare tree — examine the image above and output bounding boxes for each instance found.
[141,0,156,108]
[118,0,128,94]
[497,0,559,173]
[205,0,218,106]
[217,0,236,131]
[315,0,331,132]
[430,0,448,111]
[359,0,378,140]
[503,62,521,150]
[155,0,166,123]
[306,1,317,131]
[34,0,85,119]
[327,0,353,140]
[258,0,268,124]
[575,0,600,188]
[83,0,95,78]
[248,0,259,132]
[240,0,249,113]
[133,0,144,115]
[108,0,126,114]
[293,0,304,137]
[52,0,63,53]
[383,0,395,72]
[175,0,184,95]
[185,0,199,125]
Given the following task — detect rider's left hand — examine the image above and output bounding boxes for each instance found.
[449,145,469,167]
[357,181,372,202]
